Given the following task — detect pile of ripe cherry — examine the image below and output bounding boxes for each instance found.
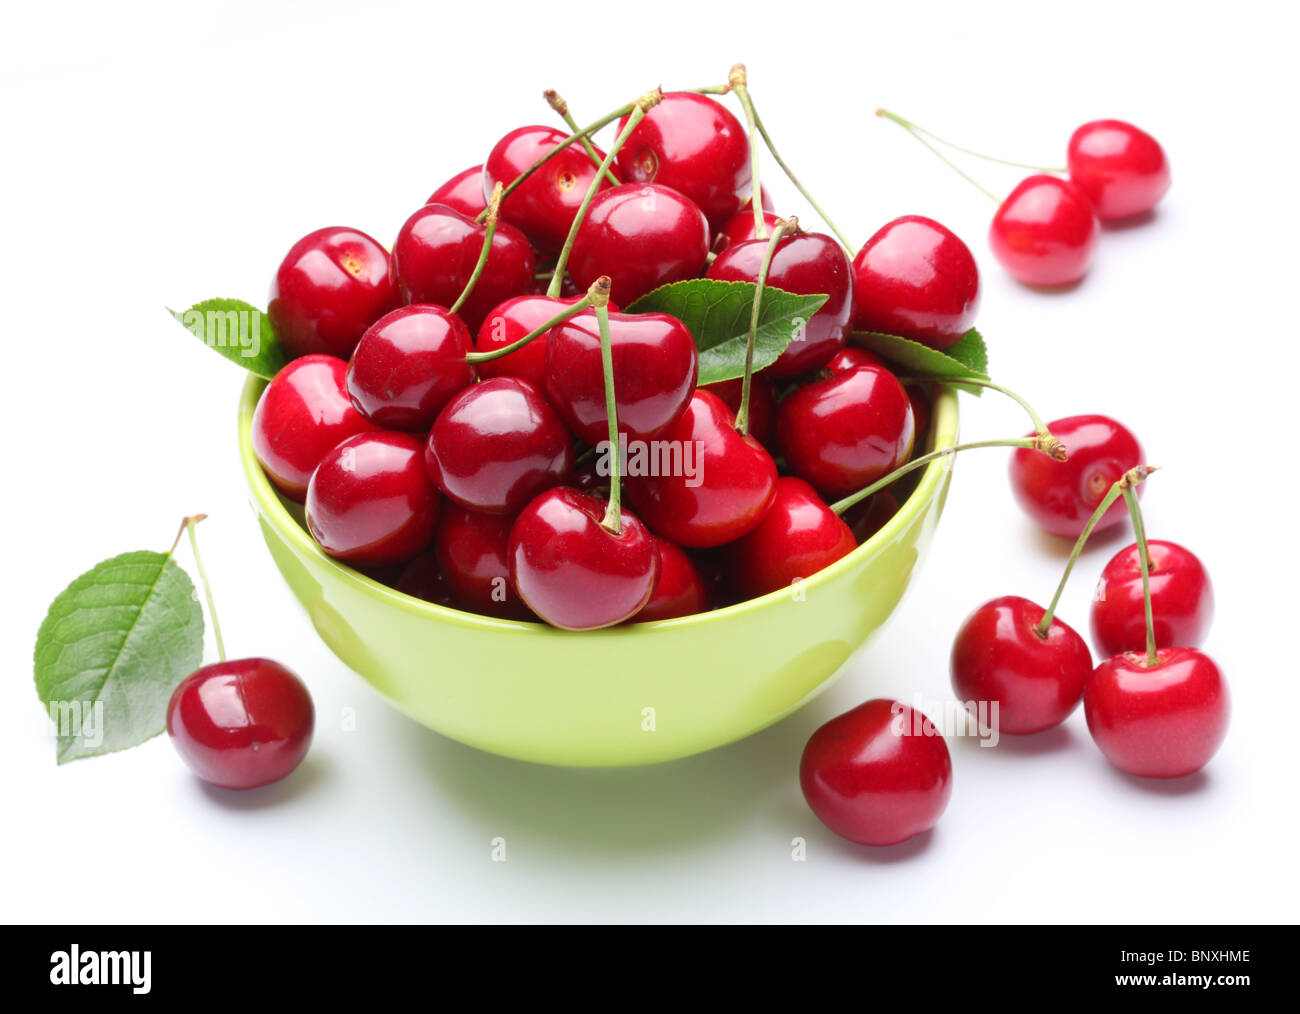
[237,68,1223,845]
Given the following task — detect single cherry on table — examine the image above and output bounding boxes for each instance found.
[1068,120,1171,221]
[990,175,1100,287]
[1091,540,1213,657]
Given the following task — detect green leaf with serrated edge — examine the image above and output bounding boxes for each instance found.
[850,327,990,395]
[626,279,828,385]
[34,551,204,764]
[169,298,288,379]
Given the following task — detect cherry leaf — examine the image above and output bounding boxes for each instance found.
[850,327,990,395]
[169,298,288,379]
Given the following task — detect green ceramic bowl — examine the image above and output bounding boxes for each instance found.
[237,375,958,767]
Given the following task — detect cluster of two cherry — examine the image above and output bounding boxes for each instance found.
[878,111,1172,286]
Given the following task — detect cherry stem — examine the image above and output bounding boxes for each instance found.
[894,375,1064,460]
[683,84,732,95]
[875,109,1066,174]
[1034,466,1157,638]
[1122,483,1160,667]
[181,514,226,663]
[544,89,620,186]
[737,217,792,435]
[450,182,503,316]
[463,293,594,364]
[730,68,856,254]
[727,65,768,240]
[547,88,662,299]
[875,109,1001,204]
[829,436,1042,515]
[589,277,622,534]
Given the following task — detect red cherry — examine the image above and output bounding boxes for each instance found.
[907,384,931,439]
[394,550,457,607]
[1009,413,1143,537]
[1084,648,1229,778]
[1068,120,1171,221]
[543,310,698,445]
[268,227,397,360]
[251,355,377,501]
[306,431,439,565]
[425,376,573,515]
[345,305,475,431]
[484,125,609,253]
[624,390,777,548]
[614,92,751,232]
[824,347,887,374]
[568,183,710,304]
[801,698,953,847]
[475,294,593,390]
[391,203,535,332]
[851,215,980,351]
[950,596,1093,735]
[725,477,856,599]
[713,209,783,253]
[777,364,915,500]
[842,489,902,543]
[508,487,659,630]
[700,375,777,449]
[1091,541,1213,657]
[707,231,854,377]
[167,659,314,790]
[434,503,532,620]
[990,175,1100,287]
[426,164,488,217]
[636,537,709,622]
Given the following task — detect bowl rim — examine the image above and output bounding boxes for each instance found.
[237,374,959,634]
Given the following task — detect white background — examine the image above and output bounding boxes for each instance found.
[2,0,1295,924]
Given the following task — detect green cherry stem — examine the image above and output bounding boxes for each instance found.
[589,276,623,535]
[829,436,1048,515]
[450,182,503,316]
[727,64,768,240]
[1033,465,1157,638]
[544,89,621,186]
[547,88,662,299]
[730,66,856,253]
[1122,481,1160,667]
[875,109,1001,204]
[736,216,792,435]
[181,514,227,662]
[463,293,594,364]
[875,109,1067,174]
[895,375,1065,460]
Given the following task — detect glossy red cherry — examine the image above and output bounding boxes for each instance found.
[851,216,980,351]
[391,203,535,332]
[484,125,609,254]
[167,658,314,790]
[825,347,887,374]
[434,503,532,620]
[801,698,952,847]
[907,384,931,440]
[475,294,594,390]
[1091,541,1213,657]
[544,310,698,445]
[268,227,397,360]
[990,175,1100,287]
[1009,414,1143,537]
[425,376,572,515]
[707,231,853,377]
[508,487,659,630]
[636,537,709,622]
[777,364,915,500]
[614,92,750,231]
[306,431,439,565]
[713,208,783,253]
[251,354,377,501]
[950,596,1093,735]
[568,183,710,304]
[700,375,777,449]
[345,305,475,431]
[624,390,777,548]
[725,477,856,599]
[426,164,488,216]
[1084,648,1229,778]
[1068,120,1171,221]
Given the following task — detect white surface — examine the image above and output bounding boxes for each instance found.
[2,0,1295,924]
